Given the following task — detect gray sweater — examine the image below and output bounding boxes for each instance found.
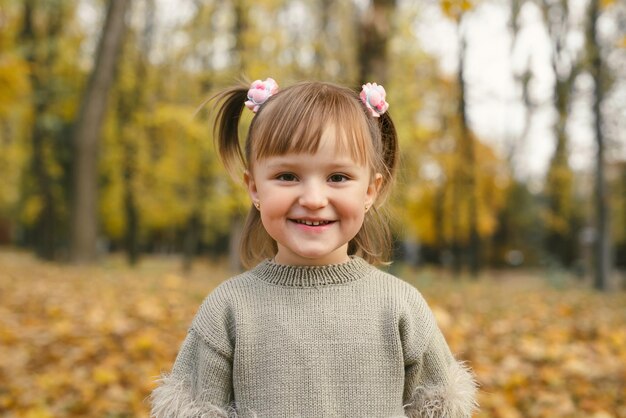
[151,257,478,417]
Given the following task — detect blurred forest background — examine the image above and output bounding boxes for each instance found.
[0,0,625,282]
[1,0,626,416]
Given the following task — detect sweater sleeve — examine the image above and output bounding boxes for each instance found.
[150,291,237,418]
[400,289,479,418]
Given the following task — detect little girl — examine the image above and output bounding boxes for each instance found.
[151,79,478,417]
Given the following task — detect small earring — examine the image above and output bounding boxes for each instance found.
[365,205,370,212]
[254,201,260,210]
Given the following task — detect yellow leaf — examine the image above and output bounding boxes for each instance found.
[93,366,119,385]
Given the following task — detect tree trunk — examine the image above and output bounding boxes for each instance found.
[71,0,130,263]
[540,0,579,269]
[450,168,462,274]
[357,0,396,85]
[434,181,446,264]
[182,139,210,273]
[121,0,155,266]
[21,0,64,259]
[313,0,332,79]
[456,19,480,276]
[546,73,575,265]
[182,213,201,273]
[233,0,248,71]
[119,68,140,266]
[587,0,612,291]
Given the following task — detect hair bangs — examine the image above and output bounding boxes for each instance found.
[247,82,374,168]
[326,104,373,167]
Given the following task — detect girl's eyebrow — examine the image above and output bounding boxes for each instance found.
[267,160,360,171]
[265,159,362,170]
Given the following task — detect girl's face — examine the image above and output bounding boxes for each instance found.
[245,128,381,266]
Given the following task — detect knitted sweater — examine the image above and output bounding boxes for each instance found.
[151,257,478,418]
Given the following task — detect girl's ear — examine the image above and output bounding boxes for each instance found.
[244,170,259,203]
[365,173,383,208]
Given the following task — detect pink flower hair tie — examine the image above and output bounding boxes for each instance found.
[360,82,389,117]
[245,78,279,113]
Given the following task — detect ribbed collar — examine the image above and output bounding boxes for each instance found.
[251,256,373,288]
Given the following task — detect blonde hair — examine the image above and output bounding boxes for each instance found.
[212,81,398,268]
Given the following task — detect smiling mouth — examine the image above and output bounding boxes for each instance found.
[291,219,334,226]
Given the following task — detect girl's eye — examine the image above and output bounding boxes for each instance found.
[276,173,298,182]
[328,174,349,183]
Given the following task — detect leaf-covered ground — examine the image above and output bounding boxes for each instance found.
[1,249,624,417]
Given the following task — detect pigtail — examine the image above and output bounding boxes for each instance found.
[351,82,399,265]
[353,111,397,264]
[379,112,398,177]
[376,112,399,204]
[212,86,250,178]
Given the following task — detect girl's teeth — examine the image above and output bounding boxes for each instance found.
[296,220,329,226]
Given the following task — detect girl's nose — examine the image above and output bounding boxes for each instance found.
[298,181,328,209]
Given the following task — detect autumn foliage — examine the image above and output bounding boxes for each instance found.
[1,249,624,417]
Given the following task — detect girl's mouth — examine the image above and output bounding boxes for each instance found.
[291,219,334,226]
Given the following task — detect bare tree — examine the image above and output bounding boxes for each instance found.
[71,0,130,263]
[540,0,582,267]
[586,0,612,291]
[117,0,156,266]
[456,19,480,276]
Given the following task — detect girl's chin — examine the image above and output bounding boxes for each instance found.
[275,249,349,266]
